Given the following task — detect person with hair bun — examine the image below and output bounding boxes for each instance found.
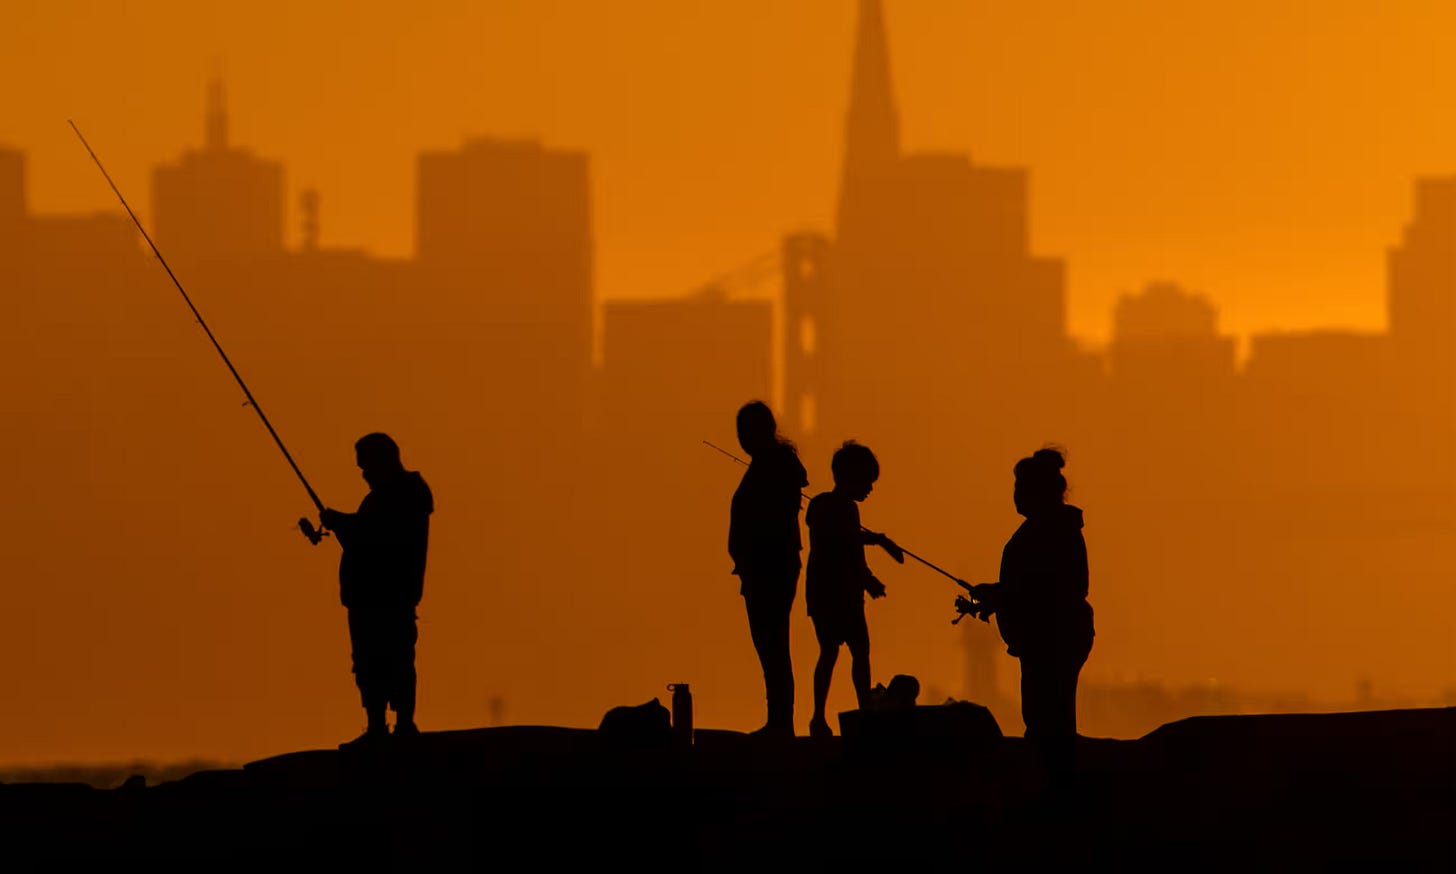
[728,401,809,737]
[960,447,1094,774]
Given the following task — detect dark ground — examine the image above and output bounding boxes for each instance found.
[1,707,1450,869]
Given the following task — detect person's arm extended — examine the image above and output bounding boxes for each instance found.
[860,528,904,563]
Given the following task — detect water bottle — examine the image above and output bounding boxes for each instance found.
[667,683,693,747]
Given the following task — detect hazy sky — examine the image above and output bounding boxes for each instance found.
[1,1,1453,763]
[3,1,1452,344]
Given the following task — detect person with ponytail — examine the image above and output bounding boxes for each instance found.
[728,401,809,737]
[962,447,1094,774]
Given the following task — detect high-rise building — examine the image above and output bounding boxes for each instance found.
[834,0,899,243]
[781,0,1077,561]
[416,138,592,337]
[415,136,594,414]
[408,134,599,501]
[791,0,1072,450]
[151,80,285,267]
[1388,177,1456,358]
[1383,175,1456,484]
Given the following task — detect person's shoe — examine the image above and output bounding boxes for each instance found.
[808,717,834,739]
[339,726,389,751]
[393,720,422,741]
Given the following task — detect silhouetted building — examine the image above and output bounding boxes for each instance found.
[1242,338,1384,439]
[0,145,145,289]
[299,189,321,252]
[415,137,594,440]
[784,0,1079,563]
[1245,330,1385,390]
[0,148,25,274]
[600,289,772,434]
[834,0,899,240]
[3,141,144,296]
[823,69,1072,423]
[0,148,23,226]
[1384,176,1456,485]
[416,137,592,352]
[792,1,1072,448]
[151,80,285,266]
[27,213,140,266]
[1111,282,1235,384]
[1388,176,1456,358]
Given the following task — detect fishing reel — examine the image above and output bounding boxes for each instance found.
[298,517,330,546]
[952,581,995,625]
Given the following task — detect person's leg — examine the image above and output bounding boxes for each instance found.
[1046,639,1092,778]
[743,577,785,730]
[810,619,839,736]
[1022,650,1085,782]
[1051,657,1081,737]
[390,611,420,734]
[347,609,388,739]
[846,610,872,709]
[1019,655,1050,739]
[761,572,797,732]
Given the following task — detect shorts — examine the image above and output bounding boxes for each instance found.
[811,605,869,651]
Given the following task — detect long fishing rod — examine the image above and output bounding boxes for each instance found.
[703,439,971,587]
[69,120,329,543]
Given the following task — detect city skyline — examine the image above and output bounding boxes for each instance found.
[3,1,1451,344]
[9,78,1443,366]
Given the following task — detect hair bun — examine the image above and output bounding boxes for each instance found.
[1031,447,1065,470]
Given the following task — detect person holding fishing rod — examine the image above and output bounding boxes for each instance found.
[727,402,808,738]
[69,123,436,749]
[320,433,434,748]
[805,440,904,738]
[956,447,1093,778]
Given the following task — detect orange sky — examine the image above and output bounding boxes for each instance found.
[0,1,1453,765]
[4,0,1453,343]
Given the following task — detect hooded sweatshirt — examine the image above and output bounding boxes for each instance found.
[728,442,808,580]
[335,470,434,610]
[994,503,1094,658]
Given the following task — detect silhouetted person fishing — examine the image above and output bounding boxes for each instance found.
[806,441,903,738]
[727,401,808,738]
[956,448,1093,776]
[317,433,434,748]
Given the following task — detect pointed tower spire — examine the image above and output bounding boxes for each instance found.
[836,0,900,236]
[205,78,228,151]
